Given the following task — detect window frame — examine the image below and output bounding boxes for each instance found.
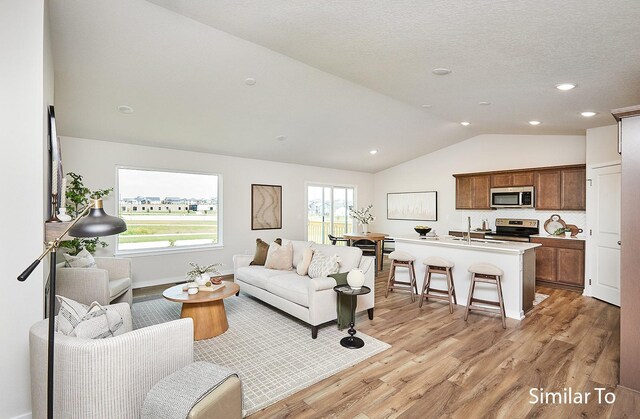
[114,165,223,256]
[305,181,357,244]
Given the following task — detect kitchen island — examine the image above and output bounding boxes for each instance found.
[393,235,540,320]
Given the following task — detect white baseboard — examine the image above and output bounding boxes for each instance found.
[11,412,32,419]
[132,268,234,289]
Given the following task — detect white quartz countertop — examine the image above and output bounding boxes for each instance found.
[394,234,541,254]
[530,234,586,241]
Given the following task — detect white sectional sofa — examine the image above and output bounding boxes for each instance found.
[233,239,375,338]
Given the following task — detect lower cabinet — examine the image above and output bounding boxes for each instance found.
[531,237,585,289]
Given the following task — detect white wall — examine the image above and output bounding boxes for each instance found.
[0,0,51,417]
[61,137,374,287]
[373,134,587,237]
[586,124,620,166]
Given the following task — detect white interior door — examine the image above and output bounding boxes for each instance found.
[588,164,621,306]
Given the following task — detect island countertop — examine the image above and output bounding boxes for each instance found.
[394,234,541,254]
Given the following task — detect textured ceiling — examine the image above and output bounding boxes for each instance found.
[49,0,640,172]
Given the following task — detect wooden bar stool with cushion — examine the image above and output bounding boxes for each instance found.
[464,263,506,328]
[385,250,419,302]
[420,257,457,313]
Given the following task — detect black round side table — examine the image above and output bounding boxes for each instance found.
[333,284,371,349]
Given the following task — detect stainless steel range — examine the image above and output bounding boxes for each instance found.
[485,218,539,242]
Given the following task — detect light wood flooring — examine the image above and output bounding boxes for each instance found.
[249,265,639,418]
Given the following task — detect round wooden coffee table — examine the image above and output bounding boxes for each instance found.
[163,281,240,341]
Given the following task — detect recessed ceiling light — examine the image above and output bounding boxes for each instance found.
[369,150,378,155]
[421,104,432,108]
[432,68,452,75]
[460,121,470,126]
[581,111,597,117]
[528,120,541,125]
[555,83,576,91]
[245,78,256,86]
[478,101,491,106]
[117,105,134,114]
[276,135,286,141]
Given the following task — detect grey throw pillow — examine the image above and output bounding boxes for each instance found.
[63,248,97,268]
[56,296,124,339]
[307,251,340,279]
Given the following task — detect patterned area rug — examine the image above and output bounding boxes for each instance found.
[533,292,550,306]
[132,294,390,416]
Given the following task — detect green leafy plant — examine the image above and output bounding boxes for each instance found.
[60,172,114,255]
[553,227,571,235]
[186,262,222,281]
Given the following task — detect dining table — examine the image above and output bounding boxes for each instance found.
[342,232,388,271]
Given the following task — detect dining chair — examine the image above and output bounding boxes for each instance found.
[352,239,379,271]
[328,234,348,246]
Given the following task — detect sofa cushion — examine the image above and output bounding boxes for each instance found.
[109,277,131,298]
[235,266,285,290]
[250,238,281,266]
[56,296,125,339]
[264,241,293,271]
[63,248,97,268]
[307,251,340,279]
[282,239,313,268]
[266,273,310,307]
[311,243,362,273]
[296,247,314,276]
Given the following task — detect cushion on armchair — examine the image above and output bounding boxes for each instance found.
[63,248,97,268]
[56,295,125,339]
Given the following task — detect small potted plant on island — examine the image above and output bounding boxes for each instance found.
[187,262,222,286]
[554,227,572,238]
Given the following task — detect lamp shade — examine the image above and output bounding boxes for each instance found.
[69,199,127,238]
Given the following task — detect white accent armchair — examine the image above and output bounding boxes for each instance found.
[56,257,132,306]
[29,303,242,419]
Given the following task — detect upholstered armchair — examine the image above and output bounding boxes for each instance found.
[29,303,242,419]
[56,257,132,306]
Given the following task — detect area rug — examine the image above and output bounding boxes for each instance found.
[131,294,390,416]
[533,292,550,306]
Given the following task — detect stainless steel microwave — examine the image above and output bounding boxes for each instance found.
[490,186,534,208]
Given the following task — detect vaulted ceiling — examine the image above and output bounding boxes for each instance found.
[49,0,640,172]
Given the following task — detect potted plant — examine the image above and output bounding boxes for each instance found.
[60,172,114,255]
[187,262,222,286]
[349,204,375,234]
[554,227,572,238]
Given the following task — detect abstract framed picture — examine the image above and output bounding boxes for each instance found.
[251,184,282,230]
[387,191,437,221]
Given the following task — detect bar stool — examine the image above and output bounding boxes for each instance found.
[464,263,506,328]
[385,250,418,302]
[420,257,457,313]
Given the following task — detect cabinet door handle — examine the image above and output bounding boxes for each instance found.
[618,241,621,245]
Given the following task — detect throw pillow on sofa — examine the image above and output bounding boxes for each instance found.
[250,238,282,266]
[56,295,124,339]
[265,241,294,270]
[63,248,97,268]
[307,250,340,279]
[296,247,314,276]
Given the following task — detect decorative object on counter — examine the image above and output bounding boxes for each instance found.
[414,226,432,236]
[251,184,282,230]
[346,268,365,290]
[350,204,375,234]
[543,214,567,235]
[57,177,72,221]
[565,224,583,237]
[46,192,62,223]
[387,191,437,221]
[553,227,572,238]
[186,262,222,286]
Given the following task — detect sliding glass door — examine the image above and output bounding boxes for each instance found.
[307,184,354,244]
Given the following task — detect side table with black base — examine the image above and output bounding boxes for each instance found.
[333,285,371,349]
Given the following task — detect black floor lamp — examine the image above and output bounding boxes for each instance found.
[18,198,126,419]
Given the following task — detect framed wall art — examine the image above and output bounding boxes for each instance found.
[387,191,437,221]
[251,184,282,230]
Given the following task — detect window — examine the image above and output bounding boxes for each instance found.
[306,184,354,244]
[117,168,221,252]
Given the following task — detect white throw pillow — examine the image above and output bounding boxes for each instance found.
[264,241,294,271]
[56,296,124,339]
[63,248,97,268]
[307,250,340,279]
[296,247,314,276]
[282,239,313,268]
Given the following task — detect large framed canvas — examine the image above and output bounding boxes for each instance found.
[387,191,437,221]
[251,184,282,230]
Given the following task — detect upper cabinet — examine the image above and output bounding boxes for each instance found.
[456,175,491,209]
[454,165,585,210]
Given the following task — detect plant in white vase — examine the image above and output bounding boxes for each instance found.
[349,204,375,234]
[186,262,222,286]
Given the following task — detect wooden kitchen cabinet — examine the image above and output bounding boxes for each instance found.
[560,167,586,210]
[455,175,490,209]
[512,171,535,186]
[531,237,585,290]
[490,171,535,187]
[535,170,562,210]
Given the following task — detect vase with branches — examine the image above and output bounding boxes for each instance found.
[349,204,375,233]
